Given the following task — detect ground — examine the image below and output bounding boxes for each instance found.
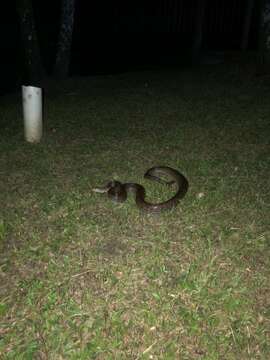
[0,61,269,358]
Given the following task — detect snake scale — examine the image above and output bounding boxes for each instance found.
[93,166,188,213]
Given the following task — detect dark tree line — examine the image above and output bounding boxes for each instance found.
[15,0,270,85]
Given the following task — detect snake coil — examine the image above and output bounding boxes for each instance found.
[93,166,188,213]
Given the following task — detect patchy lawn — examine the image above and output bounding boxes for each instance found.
[0,63,269,359]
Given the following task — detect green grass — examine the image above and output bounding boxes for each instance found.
[0,62,270,359]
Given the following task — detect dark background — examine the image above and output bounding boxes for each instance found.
[0,0,261,94]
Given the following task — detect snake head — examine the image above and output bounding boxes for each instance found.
[107,181,127,203]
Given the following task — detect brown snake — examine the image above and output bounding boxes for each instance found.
[93,166,188,213]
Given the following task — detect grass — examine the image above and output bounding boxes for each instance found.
[0,61,270,359]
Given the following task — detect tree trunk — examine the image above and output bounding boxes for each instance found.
[257,0,270,74]
[53,0,75,78]
[241,0,255,50]
[16,0,44,85]
[192,0,207,64]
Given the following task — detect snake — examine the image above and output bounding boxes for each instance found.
[92,166,188,213]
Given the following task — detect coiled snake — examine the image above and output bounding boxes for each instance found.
[93,166,188,213]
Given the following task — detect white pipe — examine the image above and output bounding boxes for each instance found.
[22,85,43,143]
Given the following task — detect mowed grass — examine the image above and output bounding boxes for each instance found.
[0,63,269,359]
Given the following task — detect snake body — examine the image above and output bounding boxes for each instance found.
[93,166,188,213]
